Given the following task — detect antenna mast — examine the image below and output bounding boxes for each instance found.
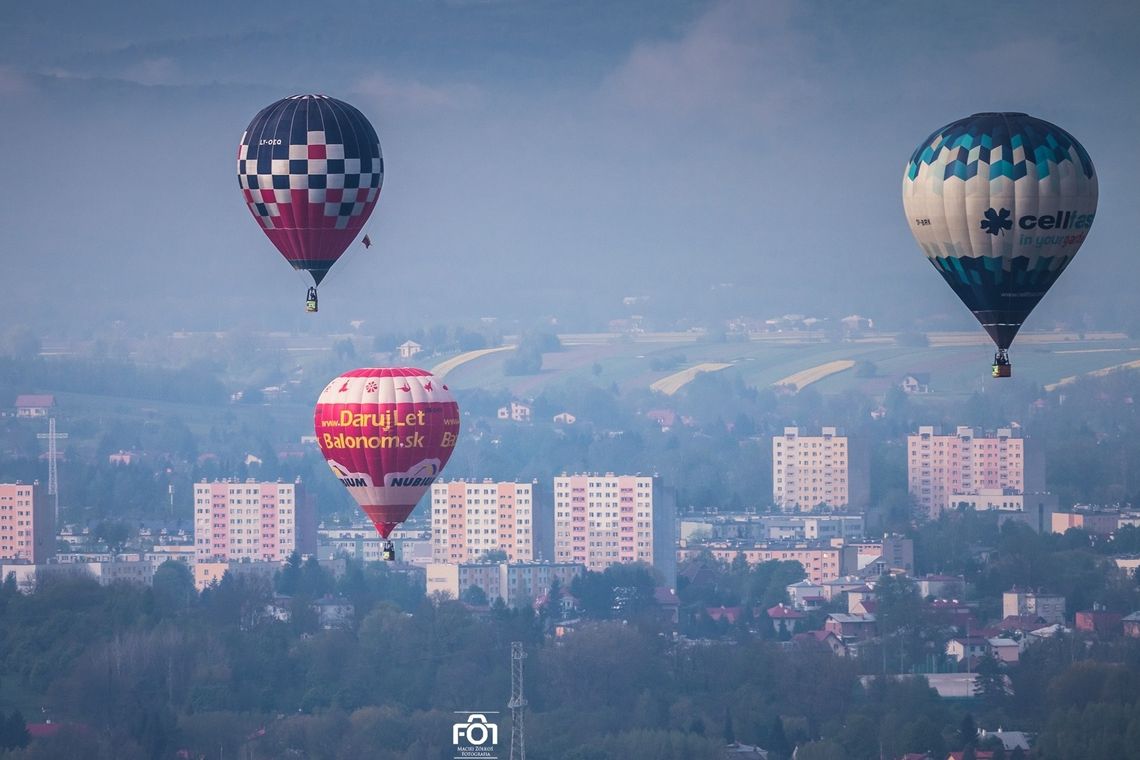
[509,641,527,760]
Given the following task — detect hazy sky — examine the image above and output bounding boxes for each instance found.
[1,0,1137,335]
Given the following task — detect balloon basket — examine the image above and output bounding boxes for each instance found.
[382,541,396,561]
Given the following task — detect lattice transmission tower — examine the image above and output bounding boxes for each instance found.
[508,641,527,760]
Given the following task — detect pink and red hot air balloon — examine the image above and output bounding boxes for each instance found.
[314,368,459,559]
[238,94,383,312]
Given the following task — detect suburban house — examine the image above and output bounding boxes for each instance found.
[497,401,532,422]
[1124,612,1140,638]
[824,613,877,642]
[899,373,931,394]
[15,394,54,418]
[397,340,422,359]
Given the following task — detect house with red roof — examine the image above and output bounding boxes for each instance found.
[15,394,54,418]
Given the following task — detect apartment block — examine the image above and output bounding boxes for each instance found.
[193,479,316,562]
[908,426,1042,519]
[430,480,550,563]
[773,427,868,512]
[0,482,54,564]
[553,473,676,584]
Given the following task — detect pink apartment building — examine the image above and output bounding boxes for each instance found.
[0,482,55,564]
[429,479,549,563]
[193,479,316,562]
[553,473,675,583]
[908,426,1041,519]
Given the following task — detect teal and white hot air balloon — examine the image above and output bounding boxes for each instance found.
[902,112,1098,377]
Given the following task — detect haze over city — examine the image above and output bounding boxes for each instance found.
[2,0,1138,333]
[2,2,1140,759]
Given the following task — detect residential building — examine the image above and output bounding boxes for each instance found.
[767,603,806,635]
[907,426,1043,519]
[824,613,877,641]
[553,473,676,584]
[899,373,931,394]
[1003,588,1066,625]
[426,561,584,608]
[430,479,549,563]
[14,395,54,418]
[676,540,857,585]
[1075,609,1123,636]
[397,340,422,359]
[916,575,965,600]
[497,401,532,422]
[987,637,1021,664]
[786,580,825,610]
[0,482,54,564]
[953,489,1057,533]
[946,636,990,664]
[850,534,914,575]
[680,513,865,543]
[1123,612,1140,638]
[193,479,316,562]
[1052,511,1119,536]
[773,427,868,512]
[193,559,280,592]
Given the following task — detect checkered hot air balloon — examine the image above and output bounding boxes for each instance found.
[902,112,1097,376]
[237,95,382,297]
[314,368,460,544]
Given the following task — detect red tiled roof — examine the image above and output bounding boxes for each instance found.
[15,394,54,407]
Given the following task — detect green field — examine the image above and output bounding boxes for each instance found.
[435,331,1140,398]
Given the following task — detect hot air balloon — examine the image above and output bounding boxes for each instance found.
[314,368,459,560]
[238,94,383,312]
[902,112,1097,377]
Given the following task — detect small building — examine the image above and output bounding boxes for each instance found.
[15,395,54,418]
[946,636,990,664]
[899,373,931,394]
[553,412,576,425]
[707,606,744,625]
[497,401,532,423]
[1075,609,1123,637]
[786,580,824,610]
[916,574,965,600]
[1123,612,1140,638]
[825,613,876,641]
[397,340,422,359]
[793,629,847,657]
[987,637,1021,664]
[977,729,1031,753]
[314,597,354,629]
[1003,588,1065,625]
[767,603,805,635]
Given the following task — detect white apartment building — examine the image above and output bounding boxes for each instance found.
[773,427,859,511]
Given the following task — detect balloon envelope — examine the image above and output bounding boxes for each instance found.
[238,94,383,285]
[902,112,1097,350]
[315,368,459,539]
